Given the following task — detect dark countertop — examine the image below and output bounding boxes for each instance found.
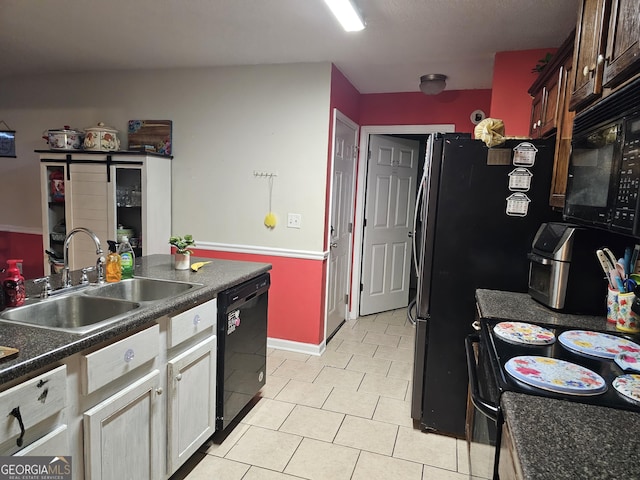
[0,254,271,385]
[476,288,612,332]
[477,289,640,479]
[501,392,640,480]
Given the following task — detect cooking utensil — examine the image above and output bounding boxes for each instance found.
[603,247,619,272]
[610,268,625,292]
[597,249,616,288]
[631,245,640,275]
[618,258,628,278]
[624,247,633,277]
[624,278,638,293]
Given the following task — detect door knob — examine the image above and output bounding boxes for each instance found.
[330,242,338,248]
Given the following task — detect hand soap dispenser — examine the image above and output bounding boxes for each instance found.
[105,240,122,283]
[3,260,25,307]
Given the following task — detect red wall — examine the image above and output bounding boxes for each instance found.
[330,65,361,124]
[359,90,492,132]
[191,249,326,345]
[0,232,44,280]
[490,48,557,137]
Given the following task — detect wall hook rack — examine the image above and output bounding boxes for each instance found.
[253,171,277,178]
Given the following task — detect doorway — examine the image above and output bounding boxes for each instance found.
[350,125,454,319]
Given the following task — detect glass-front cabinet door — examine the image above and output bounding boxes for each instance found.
[41,162,68,274]
[112,165,143,259]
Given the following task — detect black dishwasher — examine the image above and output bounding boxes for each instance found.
[216,273,269,431]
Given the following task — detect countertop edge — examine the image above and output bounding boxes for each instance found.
[0,255,271,385]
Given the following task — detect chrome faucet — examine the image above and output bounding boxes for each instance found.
[63,227,104,288]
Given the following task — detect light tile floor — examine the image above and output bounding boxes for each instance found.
[171,309,491,480]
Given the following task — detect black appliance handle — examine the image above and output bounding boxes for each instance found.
[465,334,499,421]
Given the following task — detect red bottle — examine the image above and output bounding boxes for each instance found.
[3,260,25,307]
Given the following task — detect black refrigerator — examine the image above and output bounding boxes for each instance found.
[409,134,560,437]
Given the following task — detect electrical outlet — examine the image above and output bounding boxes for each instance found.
[287,213,302,229]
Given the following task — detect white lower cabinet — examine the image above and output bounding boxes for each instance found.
[3,297,219,480]
[166,335,216,474]
[83,370,162,480]
[14,425,69,457]
[0,365,67,456]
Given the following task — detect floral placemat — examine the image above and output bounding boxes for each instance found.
[505,356,607,395]
[614,352,640,372]
[613,374,640,404]
[558,330,640,359]
[494,322,555,345]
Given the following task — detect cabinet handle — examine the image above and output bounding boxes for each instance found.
[193,314,201,326]
[156,388,163,395]
[537,120,541,127]
[583,65,590,77]
[8,407,26,447]
[124,348,135,363]
[176,374,182,381]
[597,54,605,65]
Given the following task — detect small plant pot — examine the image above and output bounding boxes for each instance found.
[174,253,190,270]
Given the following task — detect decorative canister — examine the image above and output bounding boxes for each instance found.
[43,126,84,150]
[84,122,120,151]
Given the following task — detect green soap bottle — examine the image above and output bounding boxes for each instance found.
[118,235,135,279]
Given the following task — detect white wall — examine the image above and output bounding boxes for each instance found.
[0,63,333,252]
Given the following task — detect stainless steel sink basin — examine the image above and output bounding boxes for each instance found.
[84,277,199,302]
[0,295,140,334]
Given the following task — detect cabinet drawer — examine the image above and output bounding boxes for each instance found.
[167,299,216,348]
[0,365,66,447]
[14,425,69,457]
[81,324,159,395]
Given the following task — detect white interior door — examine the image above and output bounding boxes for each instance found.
[360,135,420,316]
[326,111,358,340]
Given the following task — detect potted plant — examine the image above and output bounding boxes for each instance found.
[169,234,195,270]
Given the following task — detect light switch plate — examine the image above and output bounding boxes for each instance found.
[287,213,301,228]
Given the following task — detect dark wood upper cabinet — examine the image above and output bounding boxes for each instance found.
[528,31,575,208]
[569,0,610,111]
[602,0,640,88]
[529,32,575,139]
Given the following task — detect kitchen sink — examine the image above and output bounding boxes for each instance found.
[0,295,140,334]
[84,277,200,302]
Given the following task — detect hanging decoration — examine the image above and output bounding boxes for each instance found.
[0,121,16,158]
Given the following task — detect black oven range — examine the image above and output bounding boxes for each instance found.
[466,318,640,479]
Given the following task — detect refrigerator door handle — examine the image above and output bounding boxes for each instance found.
[412,135,432,277]
[412,178,423,275]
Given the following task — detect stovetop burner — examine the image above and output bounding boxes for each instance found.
[483,319,640,413]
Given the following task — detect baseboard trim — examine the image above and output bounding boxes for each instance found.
[267,337,326,357]
[197,241,328,261]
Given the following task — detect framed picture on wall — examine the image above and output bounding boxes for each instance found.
[0,121,16,158]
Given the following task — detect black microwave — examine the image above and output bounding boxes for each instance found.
[564,77,640,237]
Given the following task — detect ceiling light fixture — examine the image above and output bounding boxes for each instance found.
[323,0,365,32]
[419,74,447,95]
